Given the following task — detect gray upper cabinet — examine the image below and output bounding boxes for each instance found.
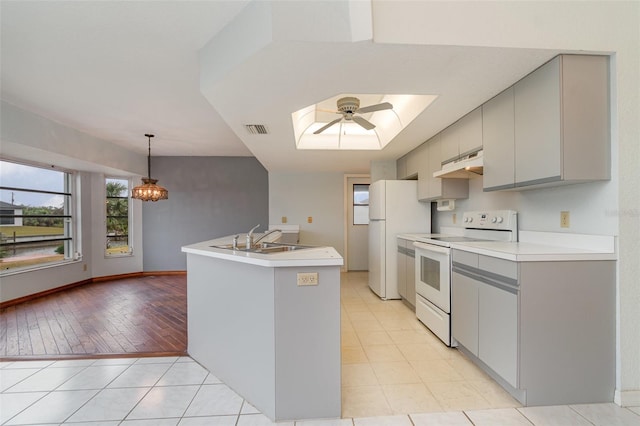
[482,88,516,191]
[439,107,483,165]
[440,124,460,164]
[514,56,563,186]
[457,107,483,157]
[405,144,424,179]
[512,55,610,189]
[483,55,610,191]
[418,135,468,201]
[396,154,408,180]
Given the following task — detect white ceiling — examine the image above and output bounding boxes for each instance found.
[1,1,561,174]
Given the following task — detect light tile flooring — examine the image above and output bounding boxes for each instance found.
[1,271,639,425]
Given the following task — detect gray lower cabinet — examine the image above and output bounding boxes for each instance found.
[478,282,518,388]
[451,249,615,406]
[451,271,479,355]
[397,238,416,308]
[397,239,408,300]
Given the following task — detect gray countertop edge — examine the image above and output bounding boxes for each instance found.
[181,243,344,267]
[449,241,617,262]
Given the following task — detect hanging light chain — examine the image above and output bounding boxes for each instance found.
[132,133,168,202]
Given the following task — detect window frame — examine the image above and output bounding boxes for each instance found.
[0,158,79,275]
[352,183,370,225]
[105,176,133,257]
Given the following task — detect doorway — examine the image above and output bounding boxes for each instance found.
[345,175,370,271]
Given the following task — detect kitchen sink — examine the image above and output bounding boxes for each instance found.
[211,242,311,254]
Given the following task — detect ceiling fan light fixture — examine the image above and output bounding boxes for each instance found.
[132,133,168,202]
[312,96,393,135]
[293,94,438,150]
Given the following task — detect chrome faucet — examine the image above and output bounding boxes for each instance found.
[246,224,260,249]
[232,235,240,250]
[252,229,282,247]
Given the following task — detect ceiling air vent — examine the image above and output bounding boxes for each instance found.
[244,124,269,135]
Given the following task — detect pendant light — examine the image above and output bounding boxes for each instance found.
[131,133,168,202]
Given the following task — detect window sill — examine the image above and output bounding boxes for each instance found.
[0,258,82,277]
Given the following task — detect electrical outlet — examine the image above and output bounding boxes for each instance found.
[281,216,287,224]
[307,216,313,223]
[452,213,457,224]
[561,211,570,228]
[83,263,87,271]
[297,272,318,286]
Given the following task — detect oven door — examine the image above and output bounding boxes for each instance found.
[413,241,451,313]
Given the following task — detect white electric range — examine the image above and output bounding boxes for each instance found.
[411,210,518,346]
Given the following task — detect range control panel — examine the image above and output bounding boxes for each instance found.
[462,210,518,231]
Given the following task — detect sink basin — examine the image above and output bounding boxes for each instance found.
[211,242,310,254]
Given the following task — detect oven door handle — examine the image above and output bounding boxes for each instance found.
[413,241,451,255]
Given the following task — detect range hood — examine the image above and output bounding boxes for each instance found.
[433,150,483,179]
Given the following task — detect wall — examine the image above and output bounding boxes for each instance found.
[0,103,145,302]
[375,0,639,405]
[434,177,618,237]
[269,172,344,256]
[142,156,268,272]
[1,101,146,177]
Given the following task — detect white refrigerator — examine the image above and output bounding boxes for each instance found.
[368,180,431,299]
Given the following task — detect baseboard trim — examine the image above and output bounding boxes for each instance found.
[0,350,188,362]
[614,389,640,407]
[0,270,187,309]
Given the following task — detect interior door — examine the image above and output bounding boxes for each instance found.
[347,176,370,271]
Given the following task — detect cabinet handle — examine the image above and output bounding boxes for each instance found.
[453,265,519,295]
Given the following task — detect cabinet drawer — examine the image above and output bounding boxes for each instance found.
[452,250,478,268]
[416,295,451,346]
[479,255,518,281]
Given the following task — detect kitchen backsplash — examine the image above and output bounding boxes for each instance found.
[433,176,617,236]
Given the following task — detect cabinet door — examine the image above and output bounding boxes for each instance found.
[406,247,416,308]
[397,155,408,179]
[415,143,430,200]
[440,124,459,164]
[451,271,479,355]
[483,88,515,191]
[405,147,422,179]
[397,240,407,299]
[479,284,518,387]
[458,107,483,156]
[514,56,562,186]
[426,136,443,200]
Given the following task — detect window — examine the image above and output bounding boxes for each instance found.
[0,159,76,273]
[106,178,132,256]
[353,184,370,225]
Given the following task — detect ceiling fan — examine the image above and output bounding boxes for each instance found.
[313,96,393,134]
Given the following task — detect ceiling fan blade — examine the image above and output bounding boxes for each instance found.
[313,117,343,134]
[352,116,376,130]
[355,102,393,114]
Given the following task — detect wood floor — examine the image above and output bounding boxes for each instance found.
[0,275,187,359]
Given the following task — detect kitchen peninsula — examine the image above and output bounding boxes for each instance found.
[181,236,343,422]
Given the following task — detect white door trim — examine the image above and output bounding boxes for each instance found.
[343,173,370,272]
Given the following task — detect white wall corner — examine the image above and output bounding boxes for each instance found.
[614,389,640,407]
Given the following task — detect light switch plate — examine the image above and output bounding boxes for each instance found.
[297,272,318,286]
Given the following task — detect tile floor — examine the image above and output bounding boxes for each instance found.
[340,272,518,417]
[1,271,639,425]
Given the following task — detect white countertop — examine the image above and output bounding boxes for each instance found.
[181,235,343,267]
[399,230,617,262]
[451,240,616,262]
